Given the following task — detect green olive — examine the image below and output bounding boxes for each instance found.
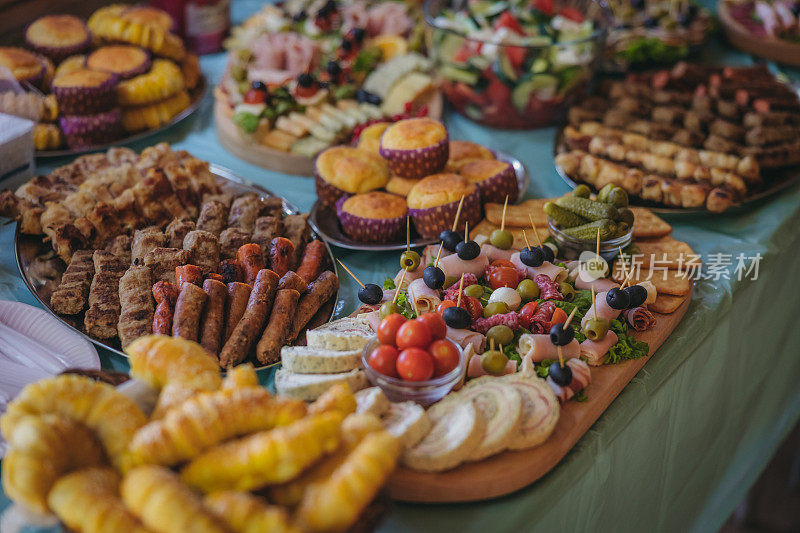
[558,282,576,302]
[486,325,514,347]
[465,284,484,299]
[597,183,615,203]
[379,301,401,319]
[483,301,509,318]
[237,49,253,63]
[607,187,629,208]
[573,184,591,198]
[400,250,421,271]
[230,64,246,82]
[443,275,458,290]
[481,350,509,375]
[517,279,540,301]
[583,317,609,341]
[237,81,251,95]
[617,207,634,227]
[489,229,514,250]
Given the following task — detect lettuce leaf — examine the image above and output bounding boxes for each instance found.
[383,277,396,290]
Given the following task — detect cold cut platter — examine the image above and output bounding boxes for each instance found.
[7,144,340,369]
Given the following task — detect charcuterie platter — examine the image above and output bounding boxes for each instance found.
[718,0,800,67]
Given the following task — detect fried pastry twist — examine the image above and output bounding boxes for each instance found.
[121,466,228,533]
[308,383,357,416]
[48,467,152,533]
[1,375,146,473]
[129,387,306,466]
[204,491,299,533]
[295,430,402,532]
[221,363,259,389]
[181,412,343,493]
[2,414,106,514]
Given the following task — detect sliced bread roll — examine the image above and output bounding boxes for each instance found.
[280,345,362,374]
[305,317,375,351]
[275,368,368,401]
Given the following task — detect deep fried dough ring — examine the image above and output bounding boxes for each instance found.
[204,491,299,533]
[221,363,259,390]
[307,383,357,416]
[117,59,184,106]
[88,6,185,61]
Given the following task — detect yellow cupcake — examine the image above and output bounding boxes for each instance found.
[446,140,495,172]
[379,118,449,179]
[356,122,389,154]
[337,192,408,243]
[406,174,482,240]
[314,146,390,207]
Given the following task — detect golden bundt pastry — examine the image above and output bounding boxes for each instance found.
[1,375,146,473]
[204,491,299,533]
[117,59,184,106]
[34,124,63,150]
[88,5,185,61]
[181,53,201,91]
[121,90,190,132]
[2,414,106,514]
[308,383,357,416]
[48,467,152,533]
[221,364,259,389]
[181,412,343,493]
[269,413,384,507]
[295,430,402,532]
[121,465,228,533]
[129,387,306,467]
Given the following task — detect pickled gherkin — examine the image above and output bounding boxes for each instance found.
[555,196,619,221]
[561,219,617,241]
[544,202,588,228]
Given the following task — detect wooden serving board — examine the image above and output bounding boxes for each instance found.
[388,290,692,502]
[214,91,443,176]
[718,2,800,68]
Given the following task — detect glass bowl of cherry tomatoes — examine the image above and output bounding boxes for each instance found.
[362,312,467,406]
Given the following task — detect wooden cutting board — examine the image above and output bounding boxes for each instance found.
[388,290,692,502]
[718,2,800,68]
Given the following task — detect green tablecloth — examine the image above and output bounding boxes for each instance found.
[2,1,800,530]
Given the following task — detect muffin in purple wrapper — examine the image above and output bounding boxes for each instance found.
[445,140,495,173]
[86,46,152,80]
[336,192,408,243]
[459,159,519,204]
[52,69,118,116]
[60,108,123,149]
[0,47,47,87]
[407,173,482,240]
[25,15,91,64]
[314,146,390,207]
[379,117,449,179]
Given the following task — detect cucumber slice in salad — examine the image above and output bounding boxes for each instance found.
[511,74,559,111]
[495,53,519,85]
[440,64,480,85]
[467,55,491,71]
[437,33,466,63]
[469,0,508,18]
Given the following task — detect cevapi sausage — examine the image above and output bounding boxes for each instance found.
[295,239,326,284]
[176,264,203,288]
[219,269,279,367]
[172,282,208,342]
[223,282,251,343]
[289,271,339,342]
[219,259,243,284]
[237,243,265,286]
[199,278,227,357]
[277,271,308,294]
[152,281,177,335]
[205,273,223,282]
[256,288,300,365]
[269,237,294,278]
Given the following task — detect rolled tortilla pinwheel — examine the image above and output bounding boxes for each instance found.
[407,278,441,315]
[580,330,618,366]
[518,333,581,362]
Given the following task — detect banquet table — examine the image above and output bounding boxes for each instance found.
[2,1,800,531]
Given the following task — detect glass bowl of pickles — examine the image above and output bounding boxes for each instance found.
[545,184,633,262]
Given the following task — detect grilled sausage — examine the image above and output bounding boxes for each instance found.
[144,248,190,285]
[277,271,308,294]
[131,227,166,265]
[237,243,265,286]
[219,269,279,367]
[268,237,294,278]
[219,259,244,284]
[223,282,252,343]
[251,216,283,263]
[165,216,196,248]
[219,227,251,260]
[227,193,260,233]
[117,265,154,348]
[196,200,228,236]
[199,278,227,357]
[182,230,220,277]
[172,282,208,342]
[282,213,309,270]
[152,281,178,335]
[50,249,94,315]
[256,289,300,365]
[176,264,203,288]
[205,273,223,282]
[289,271,339,342]
[84,251,126,340]
[295,240,326,284]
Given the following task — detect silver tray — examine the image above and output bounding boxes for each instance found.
[14,163,340,368]
[307,151,531,251]
[36,77,207,159]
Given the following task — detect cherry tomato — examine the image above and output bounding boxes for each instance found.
[558,7,585,23]
[534,0,555,16]
[396,348,434,381]
[295,85,319,99]
[377,313,407,346]
[437,300,457,314]
[548,307,568,331]
[429,339,460,377]
[396,319,432,350]
[368,345,399,378]
[463,295,484,321]
[494,11,524,34]
[518,301,539,329]
[490,259,516,269]
[505,46,527,72]
[243,89,267,104]
[487,267,519,290]
[416,312,447,340]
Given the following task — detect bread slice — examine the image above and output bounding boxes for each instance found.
[275,368,368,401]
[306,317,375,351]
[355,387,390,417]
[280,345,362,374]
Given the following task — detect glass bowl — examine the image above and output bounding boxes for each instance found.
[361,337,466,406]
[547,216,632,262]
[423,0,611,129]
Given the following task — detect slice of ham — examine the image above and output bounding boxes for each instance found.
[422,244,452,267]
[366,2,412,36]
[381,289,396,303]
[362,310,382,332]
[518,334,581,362]
[446,326,486,354]
[510,253,565,281]
[580,331,618,366]
[394,267,422,292]
[481,244,515,263]
[407,278,441,315]
[574,276,620,293]
[581,291,622,330]
[624,307,656,331]
[467,354,517,378]
[547,358,591,402]
[438,252,489,280]
[248,32,320,84]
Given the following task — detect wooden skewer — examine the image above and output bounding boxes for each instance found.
[620,268,635,290]
[617,245,629,279]
[563,306,578,329]
[464,220,469,241]
[393,268,408,304]
[592,285,598,321]
[522,229,532,249]
[596,227,601,261]
[406,216,411,252]
[528,213,543,246]
[337,259,364,288]
[501,195,509,232]
[456,273,465,308]
[410,290,420,316]
[451,195,465,232]
[557,345,565,368]
[434,242,444,268]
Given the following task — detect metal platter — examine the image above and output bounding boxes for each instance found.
[307,151,531,251]
[552,125,800,216]
[35,77,207,159]
[14,163,340,369]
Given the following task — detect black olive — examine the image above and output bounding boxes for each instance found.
[292,9,307,22]
[341,39,353,52]
[644,16,659,28]
[549,323,574,346]
[605,287,630,310]
[356,88,369,103]
[439,230,462,252]
[250,81,267,92]
[624,284,647,308]
[297,73,314,88]
[326,60,342,77]
[631,0,644,9]
[357,283,383,305]
[549,362,573,386]
[520,246,544,267]
[423,265,445,290]
[455,240,480,260]
[540,245,555,263]
[352,27,366,43]
[366,92,382,105]
[443,306,471,329]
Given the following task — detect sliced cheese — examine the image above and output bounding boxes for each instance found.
[381,71,436,115]
[280,345,362,374]
[501,373,560,450]
[355,387,390,417]
[274,368,368,401]
[306,317,376,351]
[382,401,430,449]
[458,379,523,461]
